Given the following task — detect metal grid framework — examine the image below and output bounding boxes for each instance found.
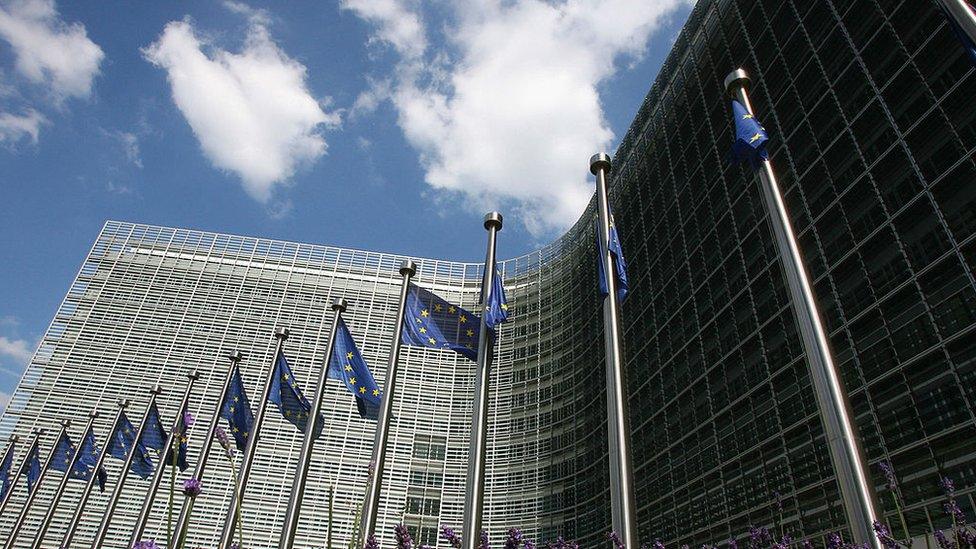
[1,0,976,547]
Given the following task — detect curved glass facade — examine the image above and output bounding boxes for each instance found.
[2,0,976,548]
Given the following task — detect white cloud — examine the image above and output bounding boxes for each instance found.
[344,0,689,236]
[0,0,104,102]
[143,14,339,202]
[0,336,31,365]
[0,108,45,143]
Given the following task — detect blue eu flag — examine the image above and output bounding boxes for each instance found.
[50,431,77,475]
[940,4,976,66]
[270,351,325,438]
[22,442,40,494]
[75,427,107,491]
[0,440,14,500]
[729,99,769,169]
[597,212,629,303]
[163,407,190,471]
[106,411,154,479]
[401,284,481,360]
[220,364,254,453]
[483,266,509,330]
[328,318,381,420]
[141,402,168,453]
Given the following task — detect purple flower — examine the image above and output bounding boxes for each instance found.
[230,544,242,549]
[505,528,523,549]
[182,410,195,428]
[878,462,897,491]
[727,539,737,549]
[364,534,380,549]
[523,540,536,549]
[480,530,491,549]
[182,477,202,497]
[827,533,843,549]
[872,521,899,549]
[441,527,462,549]
[940,476,956,497]
[395,523,413,549]
[215,426,234,457]
[608,532,624,549]
[934,530,955,549]
[801,541,814,549]
[650,540,665,549]
[132,541,159,549]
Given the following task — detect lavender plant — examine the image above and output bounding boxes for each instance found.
[441,527,462,549]
[395,523,413,549]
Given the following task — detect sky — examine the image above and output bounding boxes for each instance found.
[0,0,695,409]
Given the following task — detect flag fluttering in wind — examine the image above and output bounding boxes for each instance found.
[729,99,769,169]
[483,267,509,330]
[402,285,480,360]
[106,411,154,479]
[270,351,325,438]
[220,363,254,452]
[597,212,629,303]
[328,317,381,420]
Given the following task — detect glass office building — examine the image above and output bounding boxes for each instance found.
[2,0,976,547]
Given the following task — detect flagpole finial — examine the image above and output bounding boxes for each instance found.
[88,409,99,419]
[590,153,611,175]
[228,350,244,363]
[332,298,348,312]
[188,369,201,381]
[9,434,18,442]
[275,327,290,340]
[724,68,751,95]
[483,211,503,231]
[150,384,163,395]
[400,259,417,277]
[60,419,71,428]
[118,398,131,408]
[31,427,44,436]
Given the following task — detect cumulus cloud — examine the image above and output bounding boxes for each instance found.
[0,0,104,102]
[0,108,45,143]
[143,13,340,203]
[0,336,31,364]
[344,0,689,235]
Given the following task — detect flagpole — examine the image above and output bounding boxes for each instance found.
[32,411,99,549]
[61,399,130,548]
[90,385,163,549]
[218,328,289,549]
[359,259,416,539]
[278,298,346,549]
[0,434,21,516]
[938,0,976,43]
[173,351,246,548]
[129,370,201,546]
[0,429,38,515]
[725,68,880,548]
[590,154,640,549]
[460,212,502,549]
[4,421,70,549]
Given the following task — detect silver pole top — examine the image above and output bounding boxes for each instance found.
[60,419,71,428]
[399,259,417,277]
[31,428,45,436]
[228,350,244,363]
[88,409,99,419]
[724,68,751,95]
[188,370,201,381]
[150,384,163,395]
[118,398,131,408]
[589,153,611,175]
[275,327,290,340]
[9,434,19,443]
[332,298,348,312]
[483,212,503,231]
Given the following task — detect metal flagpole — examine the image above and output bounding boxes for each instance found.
[218,328,289,549]
[0,429,44,515]
[32,411,99,549]
[90,385,163,549]
[938,0,976,43]
[359,259,416,539]
[461,212,502,549]
[0,433,21,516]
[725,68,880,547]
[4,421,69,549]
[129,370,201,546]
[590,154,640,549]
[172,351,246,548]
[61,400,130,549]
[278,298,347,549]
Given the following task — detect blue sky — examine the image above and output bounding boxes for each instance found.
[0,0,693,407]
